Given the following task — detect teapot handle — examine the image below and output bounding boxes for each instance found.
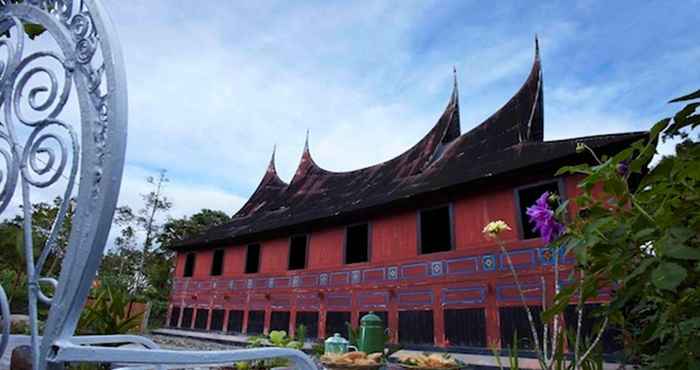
[347,345,359,352]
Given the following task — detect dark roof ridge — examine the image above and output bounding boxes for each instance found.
[541,131,648,144]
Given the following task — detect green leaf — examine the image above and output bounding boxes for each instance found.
[649,118,671,141]
[632,228,655,241]
[669,88,700,103]
[673,102,700,123]
[555,164,591,176]
[665,244,700,260]
[624,258,655,284]
[23,23,45,40]
[651,262,687,291]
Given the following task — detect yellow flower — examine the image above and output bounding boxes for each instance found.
[483,220,511,238]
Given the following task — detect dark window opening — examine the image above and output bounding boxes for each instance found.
[211,249,224,276]
[419,206,452,254]
[500,306,545,350]
[359,311,388,328]
[270,311,290,332]
[169,306,181,328]
[183,252,196,277]
[346,224,370,264]
[247,310,265,334]
[181,307,193,328]
[399,310,434,345]
[445,308,486,348]
[227,310,244,333]
[210,309,225,331]
[288,235,308,270]
[326,311,351,338]
[517,181,561,240]
[296,311,319,339]
[194,308,209,330]
[245,244,261,274]
[565,304,623,354]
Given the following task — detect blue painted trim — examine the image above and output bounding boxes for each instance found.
[441,286,487,305]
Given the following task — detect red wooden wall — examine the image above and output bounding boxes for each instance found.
[168,175,592,349]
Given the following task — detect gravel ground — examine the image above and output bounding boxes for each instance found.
[148,334,244,351]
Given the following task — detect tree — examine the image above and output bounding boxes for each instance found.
[141,209,231,302]
[0,197,75,312]
[101,169,231,303]
[140,171,173,253]
[158,209,230,248]
[107,170,172,294]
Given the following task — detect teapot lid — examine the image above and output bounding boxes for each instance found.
[325,333,348,344]
[360,312,383,325]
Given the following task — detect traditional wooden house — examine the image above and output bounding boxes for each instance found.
[166,41,645,352]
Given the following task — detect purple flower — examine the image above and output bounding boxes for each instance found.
[616,160,630,177]
[526,192,565,243]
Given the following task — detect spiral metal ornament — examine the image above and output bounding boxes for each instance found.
[11,51,73,127]
[0,1,127,369]
[0,3,317,370]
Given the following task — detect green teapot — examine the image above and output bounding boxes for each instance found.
[324,333,357,354]
[357,312,387,354]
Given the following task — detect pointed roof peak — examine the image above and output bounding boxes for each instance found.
[451,65,459,107]
[266,144,278,174]
[303,129,310,153]
[534,34,541,62]
[291,129,323,184]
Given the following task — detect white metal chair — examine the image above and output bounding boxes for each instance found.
[0,1,315,369]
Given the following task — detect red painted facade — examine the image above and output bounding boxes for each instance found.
[165,43,643,350]
[167,175,595,349]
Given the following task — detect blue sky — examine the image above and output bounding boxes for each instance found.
[93,0,698,221]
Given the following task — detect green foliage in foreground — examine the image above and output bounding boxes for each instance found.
[549,88,700,369]
[77,283,142,335]
[235,327,305,369]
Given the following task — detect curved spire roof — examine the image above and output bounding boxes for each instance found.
[233,145,287,218]
[176,40,647,248]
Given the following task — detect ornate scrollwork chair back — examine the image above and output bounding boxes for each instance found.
[0,2,315,370]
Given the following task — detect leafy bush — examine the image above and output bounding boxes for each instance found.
[485,88,699,370]
[77,283,143,335]
[549,88,700,369]
[235,329,304,369]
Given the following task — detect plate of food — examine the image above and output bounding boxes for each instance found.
[320,351,384,370]
[392,353,466,370]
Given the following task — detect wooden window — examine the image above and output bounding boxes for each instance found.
[296,311,319,339]
[288,235,308,270]
[227,310,244,333]
[245,244,261,274]
[169,306,181,328]
[419,205,453,254]
[326,311,351,338]
[181,307,193,328]
[270,311,291,332]
[247,310,265,334]
[210,249,224,276]
[444,308,486,348]
[399,310,434,345]
[345,223,370,264]
[499,306,544,350]
[210,309,225,331]
[565,304,623,354]
[515,180,563,240]
[194,308,209,330]
[183,252,196,277]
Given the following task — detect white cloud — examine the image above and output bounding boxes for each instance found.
[2,1,696,250]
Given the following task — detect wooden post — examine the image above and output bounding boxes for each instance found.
[485,281,501,349]
[141,302,152,334]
